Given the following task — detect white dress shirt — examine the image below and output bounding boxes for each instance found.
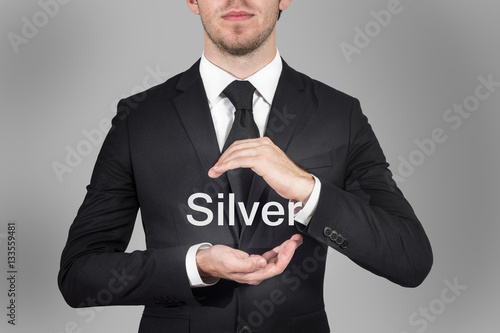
[185,50,321,287]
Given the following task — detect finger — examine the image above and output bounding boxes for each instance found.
[267,256,279,265]
[208,138,275,177]
[216,139,265,166]
[290,234,304,244]
[272,239,301,271]
[208,149,256,178]
[247,239,302,280]
[226,254,267,274]
[209,155,259,178]
[224,137,273,153]
[261,234,303,261]
[261,240,289,261]
[236,252,292,284]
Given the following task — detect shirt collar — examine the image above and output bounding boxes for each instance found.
[199,50,283,107]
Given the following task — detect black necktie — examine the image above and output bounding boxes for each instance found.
[222,80,259,206]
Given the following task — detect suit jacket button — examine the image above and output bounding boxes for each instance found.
[323,227,333,237]
[335,234,344,245]
[329,230,338,242]
[239,326,252,333]
[340,239,349,249]
[166,299,185,307]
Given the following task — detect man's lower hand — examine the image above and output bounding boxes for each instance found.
[196,234,303,285]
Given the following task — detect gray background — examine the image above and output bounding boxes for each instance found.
[1,0,499,332]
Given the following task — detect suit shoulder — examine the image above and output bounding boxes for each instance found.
[288,67,360,119]
[287,65,359,110]
[313,78,356,103]
[118,71,184,110]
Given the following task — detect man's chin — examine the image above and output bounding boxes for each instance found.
[219,45,256,57]
[215,39,260,57]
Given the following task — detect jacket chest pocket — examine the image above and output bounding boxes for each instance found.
[295,153,344,187]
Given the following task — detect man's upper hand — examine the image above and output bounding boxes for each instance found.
[208,137,315,204]
[196,234,303,285]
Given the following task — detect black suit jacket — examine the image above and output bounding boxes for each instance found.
[59,60,433,333]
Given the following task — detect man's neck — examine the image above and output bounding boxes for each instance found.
[203,34,277,80]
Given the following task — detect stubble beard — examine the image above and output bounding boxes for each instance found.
[201,9,279,57]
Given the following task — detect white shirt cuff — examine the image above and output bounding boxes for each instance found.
[293,175,321,226]
[185,243,220,288]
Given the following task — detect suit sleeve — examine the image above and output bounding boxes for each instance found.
[300,98,433,287]
[58,101,198,308]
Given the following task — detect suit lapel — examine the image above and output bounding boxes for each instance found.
[264,60,311,152]
[173,61,221,175]
[243,60,314,239]
[173,61,239,239]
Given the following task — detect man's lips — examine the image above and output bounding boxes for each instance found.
[222,11,254,21]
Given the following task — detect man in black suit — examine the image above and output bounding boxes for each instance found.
[58,1,433,332]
